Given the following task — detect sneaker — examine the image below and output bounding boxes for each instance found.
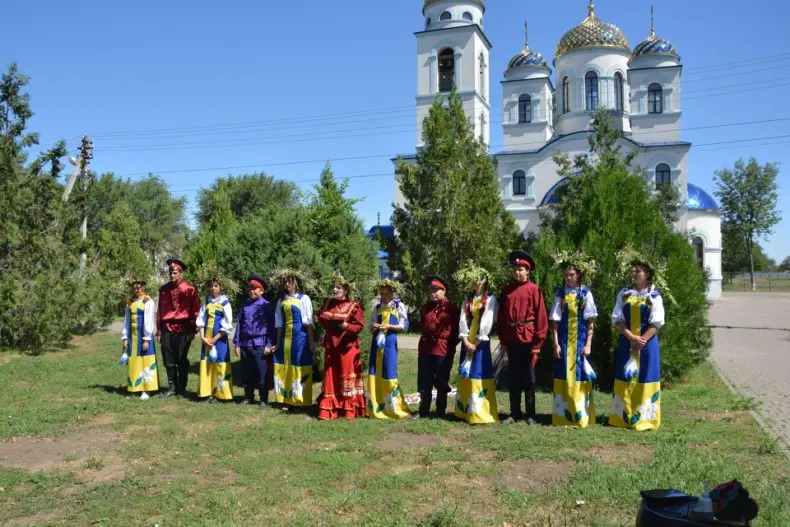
[176,393,187,400]
[501,417,516,425]
[259,401,268,409]
[203,397,217,404]
[526,417,538,426]
[139,392,150,401]
[409,414,421,420]
[237,399,254,406]
[160,390,176,398]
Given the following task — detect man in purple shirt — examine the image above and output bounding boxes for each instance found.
[234,273,276,408]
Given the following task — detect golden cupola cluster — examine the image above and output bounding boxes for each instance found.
[554,2,630,59]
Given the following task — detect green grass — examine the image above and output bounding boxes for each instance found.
[0,332,788,526]
[722,277,790,292]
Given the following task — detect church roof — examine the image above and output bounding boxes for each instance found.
[687,183,720,210]
[506,21,551,74]
[539,177,571,207]
[555,2,630,60]
[631,7,680,61]
[423,0,485,13]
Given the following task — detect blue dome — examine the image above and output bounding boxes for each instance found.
[506,47,550,72]
[632,34,679,60]
[687,184,719,210]
[367,225,395,239]
[539,178,570,207]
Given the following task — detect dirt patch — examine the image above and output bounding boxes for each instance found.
[4,509,62,526]
[468,450,498,463]
[0,432,119,472]
[493,458,574,493]
[585,444,653,465]
[88,413,118,426]
[376,432,442,451]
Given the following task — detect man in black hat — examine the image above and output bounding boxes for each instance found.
[157,258,200,398]
[496,251,548,424]
[415,275,461,419]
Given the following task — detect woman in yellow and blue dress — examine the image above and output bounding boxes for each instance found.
[196,278,234,403]
[367,279,411,419]
[120,281,158,400]
[453,264,498,424]
[273,269,315,410]
[609,247,667,431]
[549,252,598,428]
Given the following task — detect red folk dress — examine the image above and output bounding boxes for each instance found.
[316,298,366,419]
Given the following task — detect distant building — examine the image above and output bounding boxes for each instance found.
[392,0,722,298]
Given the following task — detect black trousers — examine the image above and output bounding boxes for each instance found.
[160,330,192,394]
[417,353,453,417]
[507,344,536,419]
[240,345,268,402]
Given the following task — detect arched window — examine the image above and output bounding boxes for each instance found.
[585,71,599,110]
[692,237,704,268]
[478,52,486,99]
[438,48,455,93]
[655,163,671,186]
[648,83,663,114]
[513,170,527,196]
[614,72,624,112]
[462,11,473,21]
[518,94,532,123]
[562,77,570,114]
[440,11,451,21]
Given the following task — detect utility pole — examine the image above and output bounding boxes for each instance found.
[63,134,94,273]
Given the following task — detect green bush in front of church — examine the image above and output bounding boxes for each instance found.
[529,109,711,389]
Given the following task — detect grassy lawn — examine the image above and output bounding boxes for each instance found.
[0,333,788,526]
[723,277,790,292]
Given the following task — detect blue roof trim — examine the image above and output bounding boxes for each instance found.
[539,177,570,207]
[494,130,691,157]
[687,183,720,210]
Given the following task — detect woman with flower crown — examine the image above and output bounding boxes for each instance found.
[609,246,668,431]
[453,263,499,424]
[119,280,159,400]
[272,269,315,411]
[548,252,598,428]
[366,279,411,419]
[316,274,366,420]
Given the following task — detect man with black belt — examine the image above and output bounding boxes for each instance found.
[497,251,548,424]
[157,258,200,398]
[415,275,461,419]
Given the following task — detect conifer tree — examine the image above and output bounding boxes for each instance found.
[389,89,521,311]
[531,109,711,386]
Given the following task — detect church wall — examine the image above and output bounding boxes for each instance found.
[628,64,681,142]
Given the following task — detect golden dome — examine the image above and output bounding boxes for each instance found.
[555,2,630,59]
[423,0,485,13]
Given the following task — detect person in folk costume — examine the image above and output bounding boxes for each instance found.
[234,273,276,408]
[453,263,499,424]
[367,279,411,419]
[157,258,201,398]
[272,269,315,410]
[316,274,366,420]
[413,275,461,420]
[497,250,549,425]
[609,246,671,431]
[120,281,159,399]
[549,251,599,428]
[195,269,237,404]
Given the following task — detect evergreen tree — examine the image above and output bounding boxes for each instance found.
[714,158,781,290]
[531,109,711,387]
[196,172,298,228]
[388,89,521,312]
[0,63,75,349]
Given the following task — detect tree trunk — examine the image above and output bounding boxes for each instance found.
[747,237,756,291]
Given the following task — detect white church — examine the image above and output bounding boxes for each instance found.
[391,0,723,298]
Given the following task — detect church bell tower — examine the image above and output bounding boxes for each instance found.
[415,0,491,146]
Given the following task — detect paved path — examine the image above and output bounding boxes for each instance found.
[709,292,790,454]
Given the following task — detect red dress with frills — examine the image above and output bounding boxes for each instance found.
[316,298,366,419]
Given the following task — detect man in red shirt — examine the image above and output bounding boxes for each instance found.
[497,251,548,424]
[157,258,200,398]
[415,275,461,419]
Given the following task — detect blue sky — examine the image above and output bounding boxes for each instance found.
[4,1,789,262]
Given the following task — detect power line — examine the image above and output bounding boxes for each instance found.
[113,116,790,177]
[80,52,790,142]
